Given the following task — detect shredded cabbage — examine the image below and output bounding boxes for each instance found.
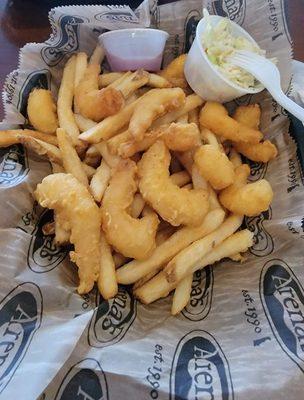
[202,10,268,89]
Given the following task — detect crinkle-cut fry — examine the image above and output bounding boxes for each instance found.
[111,70,149,98]
[159,54,188,89]
[200,128,220,148]
[89,45,105,65]
[229,148,242,168]
[134,229,253,304]
[35,173,101,294]
[200,102,262,144]
[57,55,80,144]
[130,193,145,218]
[83,145,101,168]
[98,231,118,300]
[194,144,235,190]
[233,104,261,130]
[27,89,58,134]
[129,88,186,141]
[95,141,121,168]
[82,164,96,179]
[165,214,243,284]
[89,159,111,202]
[113,252,129,269]
[234,140,278,163]
[118,122,201,158]
[219,164,273,216]
[171,274,193,315]
[0,129,58,147]
[170,170,191,187]
[42,221,55,236]
[74,113,97,132]
[79,94,141,143]
[54,209,70,245]
[116,209,225,285]
[138,141,209,226]
[20,136,62,164]
[153,94,204,129]
[75,64,124,122]
[188,107,200,127]
[101,160,159,260]
[74,52,88,90]
[57,128,88,187]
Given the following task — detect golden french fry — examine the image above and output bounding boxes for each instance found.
[95,141,121,168]
[200,102,262,144]
[74,52,88,90]
[130,193,145,218]
[111,70,149,98]
[89,159,111,202]
[116,208,225,285]
[98,231,118,300]
[83,145,101,168]
[99,72,125,87]
[82,163,96,179]
[27,89,58,134]
[0,129,58,147]
[35,173,101,294]
[148,73,172,88]
[134,229,253,304]
[57,55,80,144]
[89,45,105,65]
[20,136,62,164]
[170,170,191,187]
[171,274,193,315]
[74,113,97,132]
[56,128,88,186]
[99,71,172,89]
[129,88,186,141]
[200,128,219,148]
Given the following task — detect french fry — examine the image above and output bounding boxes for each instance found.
[74,113,97,132]
[116,209,225,285]
[89,45,105,65]
[98,231,118,299]
[57,55,80,144]
[99,72,124,87]
[165,214,243,284]
[94,141,121,168]
[82,163,96,179]
[56,128,88,186]
[0,129,58,147]
[99,71,172,89]
[134,229,253,304]
[130,193,145,218]
[74,52,88,90]
[111,70,149,98]
[20,137,62,163]
[170,170,191,187]
[90,159,111,202]
[171,274,193,315]
[83,145,101,167]
[200,128,219,148]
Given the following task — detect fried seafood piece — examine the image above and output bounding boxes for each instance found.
[129,88,186,141]
[219,164,273,216]
[200,101,263,144]
[27,88,58,134]
[35,173,101,294]
[159,54,188,89]
[138,141,209,227]
[101,160,159,260]
[74,64,124,122]
[233,104,261,129]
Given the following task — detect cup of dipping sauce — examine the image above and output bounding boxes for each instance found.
[99,28,169,72]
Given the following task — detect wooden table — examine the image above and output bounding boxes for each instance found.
[1,0,303,120]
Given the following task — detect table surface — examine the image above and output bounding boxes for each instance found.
[1,0,304,120]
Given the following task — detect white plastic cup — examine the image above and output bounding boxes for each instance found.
[99,28,169,72]
[184,15,264,103]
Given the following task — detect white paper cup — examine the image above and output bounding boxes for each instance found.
[99,28,169,72]
[184,15,264,103]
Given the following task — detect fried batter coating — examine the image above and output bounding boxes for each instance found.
[194,145,235,190]
[129,88,186,141]
[234,140,278,163]
[200,102,263,144]
[101,160,159,260]
[74,64,124,122]
[159,54,188,89]
[233,104,261,129]
[35,173,101,294]
[138,141,209,226]
[27,89,58,134]
[219,164,273,216]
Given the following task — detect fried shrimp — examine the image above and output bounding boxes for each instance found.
[27,88,58,134]
[74,64,124,122]
[138,141,209,226]
[200,102,263,144]
[101,160,159,260]
[35,173,101,294]
[233,104,261,129]
[219,164,273,216]
[194,145,235,190]
[129,88,186,141]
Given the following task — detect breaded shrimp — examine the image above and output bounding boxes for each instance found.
[74,64,124,122]
[35,173,101,294]
[138,141,209,226]
[219,164,273,216]
[101,160,159,260]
